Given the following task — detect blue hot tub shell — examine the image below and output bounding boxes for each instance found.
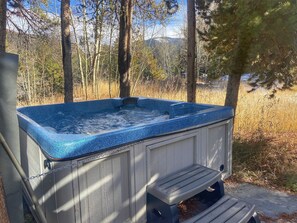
[17,97,234,160]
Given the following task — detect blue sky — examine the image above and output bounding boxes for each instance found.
[157,0,187,38]
[9,0,187,39]
[45,0,187,38]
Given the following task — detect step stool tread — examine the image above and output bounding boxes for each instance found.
[184,195,255,223]
[147,164,221,205]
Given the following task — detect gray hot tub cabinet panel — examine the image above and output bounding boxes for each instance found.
[20,119,233,223]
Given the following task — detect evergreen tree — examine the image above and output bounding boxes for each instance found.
[198,0,297,111]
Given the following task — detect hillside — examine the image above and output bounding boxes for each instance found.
[145,37,186,76]
[145,37,184,48]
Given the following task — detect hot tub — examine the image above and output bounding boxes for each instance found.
[18,97,234,223]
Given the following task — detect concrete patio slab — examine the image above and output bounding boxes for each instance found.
[225,183,297,222]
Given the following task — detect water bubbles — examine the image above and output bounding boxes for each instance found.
[41,107,169,135]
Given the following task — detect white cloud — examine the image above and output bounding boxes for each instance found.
[144,2,187,39]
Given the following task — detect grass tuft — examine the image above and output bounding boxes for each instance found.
[231,132,297,193]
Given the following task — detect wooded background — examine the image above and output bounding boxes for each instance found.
[1,0,296,113]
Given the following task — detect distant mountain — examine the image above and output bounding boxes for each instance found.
[144,37,186,76]
[145,37,185,49]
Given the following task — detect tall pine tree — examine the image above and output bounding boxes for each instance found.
[198,0,297,111]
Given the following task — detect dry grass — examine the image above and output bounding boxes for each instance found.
[19,81,297,192]
[24,81,297,135]
[259,212,297,223]
[229,132,297,193]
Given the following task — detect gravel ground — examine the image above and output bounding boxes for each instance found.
[225,183,297,223]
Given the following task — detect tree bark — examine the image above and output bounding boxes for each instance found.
[82,0,89,99]
[71,10,87,100]
[118,0,133,98]
[225,74,241,111]
[0,0,7,52]
[61,0,73,103]
[108,21,114,98]
[92,2,100,96]
[0,177,9,223]
[224,35,251,112]
[187,0,196,103]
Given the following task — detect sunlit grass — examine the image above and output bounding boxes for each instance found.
[20,80,297,135]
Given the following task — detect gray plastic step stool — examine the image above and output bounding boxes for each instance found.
[147,165,222,205]
[184,195,257,223]
[146,164,225,223]
[146,164,260,223]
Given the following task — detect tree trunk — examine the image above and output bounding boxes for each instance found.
[91,2,104,98]
[95,22,103,97]
[82,0,89,99]
[118,0,133,98]
[108,22,114,98]
[187,0,196,103]
[92,5,99,96]
[0,0,7,52]
[0,176,9,223]
[0,177,9,223]
[224,35,251,113]
[71,10,86,100]
[61,0,73,103]
[224,74,241,111]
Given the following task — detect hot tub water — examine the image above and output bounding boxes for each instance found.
[40,107,169,135]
